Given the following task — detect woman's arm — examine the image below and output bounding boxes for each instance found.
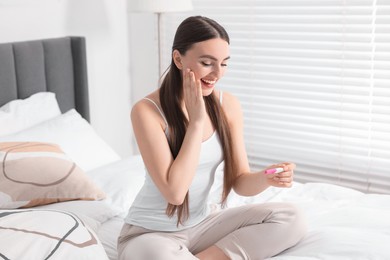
[222,92,295,196]
[131,70,205,205]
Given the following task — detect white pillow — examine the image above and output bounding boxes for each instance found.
[0,92,61,136]
[86,155,146,216]
[0,209,109,260]
[0,109,121,171]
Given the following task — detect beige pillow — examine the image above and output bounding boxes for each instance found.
[0,142,106,208]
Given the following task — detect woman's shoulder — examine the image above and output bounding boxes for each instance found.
[218,90,242,121]
[218,90,241,109]
[131,90,166,129]
[132,91,160,114]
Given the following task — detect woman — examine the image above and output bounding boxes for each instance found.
[118,16,306,260]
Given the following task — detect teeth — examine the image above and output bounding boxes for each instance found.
[202,79,216,84]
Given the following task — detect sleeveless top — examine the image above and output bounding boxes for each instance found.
[124,92,224,231]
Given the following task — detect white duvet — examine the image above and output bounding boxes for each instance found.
[2,155,390,259]
[92,156,390,260]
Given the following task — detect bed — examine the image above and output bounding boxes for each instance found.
[1,37,390,260]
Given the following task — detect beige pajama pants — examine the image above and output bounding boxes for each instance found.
[117,202,306,260]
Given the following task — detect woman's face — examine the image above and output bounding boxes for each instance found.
[174,38,230,96]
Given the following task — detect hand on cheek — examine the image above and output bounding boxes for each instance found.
[183,69,205,124]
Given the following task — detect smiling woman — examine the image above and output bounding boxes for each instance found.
[118,15,306,260]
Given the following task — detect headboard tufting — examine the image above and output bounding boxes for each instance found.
[0,36,90,121]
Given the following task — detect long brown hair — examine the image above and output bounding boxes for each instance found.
[159,16,238,226]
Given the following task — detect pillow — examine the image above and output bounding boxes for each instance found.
[0,109,121,171]
[0,142,106,209]
[86,155,146,215]
[0,209,109,260]
[0,92,61,136]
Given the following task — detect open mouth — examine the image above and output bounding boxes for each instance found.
[201,78,217,88]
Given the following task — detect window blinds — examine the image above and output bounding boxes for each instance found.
[160,0,390,194]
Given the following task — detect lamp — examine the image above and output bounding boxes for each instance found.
[128,0,193,77]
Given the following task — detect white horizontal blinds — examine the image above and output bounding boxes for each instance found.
[160,0,390,194]
[369,0,390,193]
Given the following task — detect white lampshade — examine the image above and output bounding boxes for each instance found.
[128,0,193,13]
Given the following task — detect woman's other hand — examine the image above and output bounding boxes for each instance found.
[264,162,296,188]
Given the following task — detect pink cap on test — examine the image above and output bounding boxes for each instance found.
[264,167,284,175]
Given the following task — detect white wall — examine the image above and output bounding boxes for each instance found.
[127,13,159,103]
[127,13,159,152]
[0,0,133,157]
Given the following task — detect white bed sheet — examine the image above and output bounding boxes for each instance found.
[80,156,390,259]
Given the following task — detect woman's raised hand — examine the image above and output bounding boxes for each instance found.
[183,69,206,125]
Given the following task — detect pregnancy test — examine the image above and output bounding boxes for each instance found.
[264,167,284,175]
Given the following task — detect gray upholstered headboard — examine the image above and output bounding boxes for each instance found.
[0,36,90,121]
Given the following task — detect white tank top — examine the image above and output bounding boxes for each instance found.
[124,92,224,231]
